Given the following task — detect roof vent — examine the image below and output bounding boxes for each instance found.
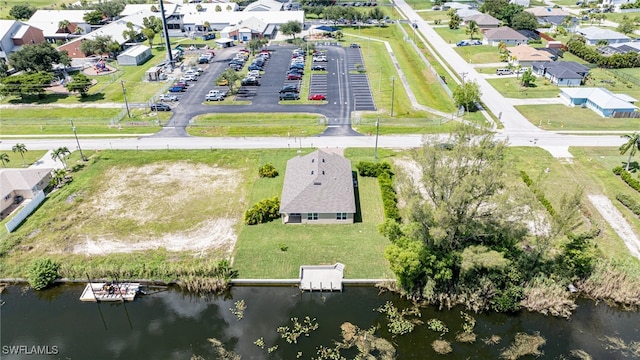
[312,159,315,163]
[311,171,314,174]
[322,170,325,175]
[314,182,321,185]
[322,158,325,162]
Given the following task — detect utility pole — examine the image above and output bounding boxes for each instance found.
[159,0,174,70]
[374,114,380,159]
[460,72,468,114]
[121,80,131,118]
[390,76,395,118]
[70,120,87,161]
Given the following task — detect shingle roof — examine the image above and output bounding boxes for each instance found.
[464,13,500,27]
[508,44,553,61]
[0,168,52,197]
[525,7,571,17]
[280,150,356,214]
[484,26,528,41]
[576,26,630,41]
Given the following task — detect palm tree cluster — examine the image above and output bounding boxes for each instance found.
[620,132,640,171]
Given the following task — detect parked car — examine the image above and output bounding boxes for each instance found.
[313,56,327,62]
[287,74,302,80]
[311,65,326,71]
[470,40,483,45]
[229,63,243,71]
[202,33,216,40]
[247,70,261,78]
[205,93,224,101]
[208,89,228,98]
[288,69,304,75]
[248,64,262,71]
[181,75,197,82]
[456,40,470,47]
[150,103,171,111]
[496,68,514,75]
[159,94,178,102]
[309,94,326,100]
[175,81,189,88]
[279,92,300,100]
[290,63,305,69]
[217,78,229,86]
[279,85,300,93]
[349,43,360,48]
[169,86,186,92]
[241,77,260,86]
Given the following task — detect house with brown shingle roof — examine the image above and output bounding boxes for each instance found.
[280,150,356,224]
[508,44,554,67]
[463,13,501,29]
[483,26,528,46]
[524,7,571,18]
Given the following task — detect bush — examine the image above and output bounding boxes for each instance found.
[244,196,280,225]
[520,171,556,217]
[258,163,278,178]
[28,258,60,290]
[612,166,640,193]
[379,171,401,222]
[356,161,392,177]
[617,193,640,216]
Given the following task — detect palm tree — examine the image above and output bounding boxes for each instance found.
[58,19,70,33]
[0,153,10,168]
[52,147,71,169]
[619,132,640,171]
[51,169,67,188]
[466,20,480,40]
[12,143,27,167]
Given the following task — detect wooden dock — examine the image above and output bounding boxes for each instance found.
[79,282,140,302]
[299,263,344,291]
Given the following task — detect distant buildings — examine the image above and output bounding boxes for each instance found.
[0,20,45,61]
[560,87,637,117]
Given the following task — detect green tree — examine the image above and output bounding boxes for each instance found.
[617,16,636,34]
[80,35,120,57]
[196,4,203,11]
[334,30,344,41]
[247,38,268,55]
[52,147,71,169]
[218,67,243,93]
[51,168,68,187]
[520,68,536,87]
[448,9,461,29]
[369,7,385,21]
[280,20,303,39]
[95,1,125,19]
[453,81,481,112]
[0,71,54,99]
[65,73,92,97]
[8,43,71,72]
[619,132,640,171]
[595,39,609,47]
[58,19,71,33]
[510,12,538,31]
[83,10,104,25]
[0,59,8,79]
[0,153,10,168]
[12,143,27,167]
[122,22,138,43]
[9,4,36,20]
[466,21,480,40]
[215,5,222,11]
[28,258,60,290]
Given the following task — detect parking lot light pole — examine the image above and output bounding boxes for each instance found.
[70,120,87,162]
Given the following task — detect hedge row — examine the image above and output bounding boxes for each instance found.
[244,196,280,225]
[520,171,556,217]
[356,161,401,222]
[616,193,640,217]
[612,166,640,193]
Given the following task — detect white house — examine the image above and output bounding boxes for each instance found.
[117,44,152,65]
[576,26,630,45]
[27,10,92,43]
[560,87,637,117]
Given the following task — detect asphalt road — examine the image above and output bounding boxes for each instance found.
[154,44,359,137]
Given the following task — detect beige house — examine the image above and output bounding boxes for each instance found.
[0,168,52,218]
[483,26,528,46]
[280,150,356,224]
[508,44,554,67]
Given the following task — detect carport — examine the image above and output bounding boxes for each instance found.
[215,38,236,48]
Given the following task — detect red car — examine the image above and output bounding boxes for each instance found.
[287,74,302,80]
[309,94,326,100]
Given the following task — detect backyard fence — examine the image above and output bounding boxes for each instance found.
[5,191,46,233]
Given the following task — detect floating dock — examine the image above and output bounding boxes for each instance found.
[79,282,140,302]
[299,263,344,291]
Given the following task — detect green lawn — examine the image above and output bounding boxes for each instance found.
[405,0,435,10]
[187,113,326,137]
[433,26,471,44]
[455,45,503,64]
[0,0,68,18]
[418,11,450,23]
[0,150,47,168]
[233,148,395,279]
[516,104,640,131]
[487,77,564,98]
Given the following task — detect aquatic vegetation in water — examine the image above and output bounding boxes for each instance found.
[500,332,546,360]
[200,338,240,360]
[277,316,319,344]
[229,299,246,320]
[601,336,640,358]
[483,335,502,345]
[456,311,477,343]
[427,318,449,337]
[569,349,593,360]
[267,345,278,353]
[431,339,453,355]
[315,322,396,360]
[375,301,423,336]
[254,337,264,349]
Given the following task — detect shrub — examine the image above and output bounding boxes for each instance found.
[379,171,401,222]
[28,258,60,290]
[356,161,392,177]
[520,171,556,217]
[258,163,278,178]
[244,196,280,225]
[617,193,640,216]
[612,166,640,193]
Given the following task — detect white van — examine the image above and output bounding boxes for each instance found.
[496,68,514,75]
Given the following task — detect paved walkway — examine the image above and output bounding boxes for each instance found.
[507,97,565,105]
[588,195,640,260]
[29,150,65,170]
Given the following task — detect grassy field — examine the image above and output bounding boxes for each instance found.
[405,0,435,10]
[516,104,640,131]
[0,150,48,168]
[233,148,395,279]
[487,77,565,98]
[0,0,68,18]
[455,45,503,64]
[187,113,327,137]
[418,10,451,23]
[433,26,472,44]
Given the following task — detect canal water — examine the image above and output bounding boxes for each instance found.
[1,284,639,359]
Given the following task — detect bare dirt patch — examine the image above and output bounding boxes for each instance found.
[71,161,243,255]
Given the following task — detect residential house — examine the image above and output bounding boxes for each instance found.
[484,26,529,46]
[280,150,356,225]
[462,13,501,29]
[599,41,640,55]
[560,87,637,117]
[221,16,278,41]
[243,0,283,12]
[0,20,45,62]
[510,0,531,6]
[27,10,92,44]
[525,7,571,18]
[602,0,635,12]
[508,44,554,67]
[0,168,52,218]
[576,26,630,45]
[531,61,590,86]
[457,9,482,19]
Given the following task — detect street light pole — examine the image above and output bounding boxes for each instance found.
[121,80,131,118]
[70,120,87,161]
[390,76,395,118]
[374,114,380,159]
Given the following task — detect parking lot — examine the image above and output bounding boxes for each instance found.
[161,43,375,134]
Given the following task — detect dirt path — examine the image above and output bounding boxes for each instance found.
[588,195,640,260]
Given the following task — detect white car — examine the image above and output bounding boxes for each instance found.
[247,70,261,78]
[159,94,178,102]
[313,56,327,62]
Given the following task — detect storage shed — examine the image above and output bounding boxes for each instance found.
[117,45,152,66]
